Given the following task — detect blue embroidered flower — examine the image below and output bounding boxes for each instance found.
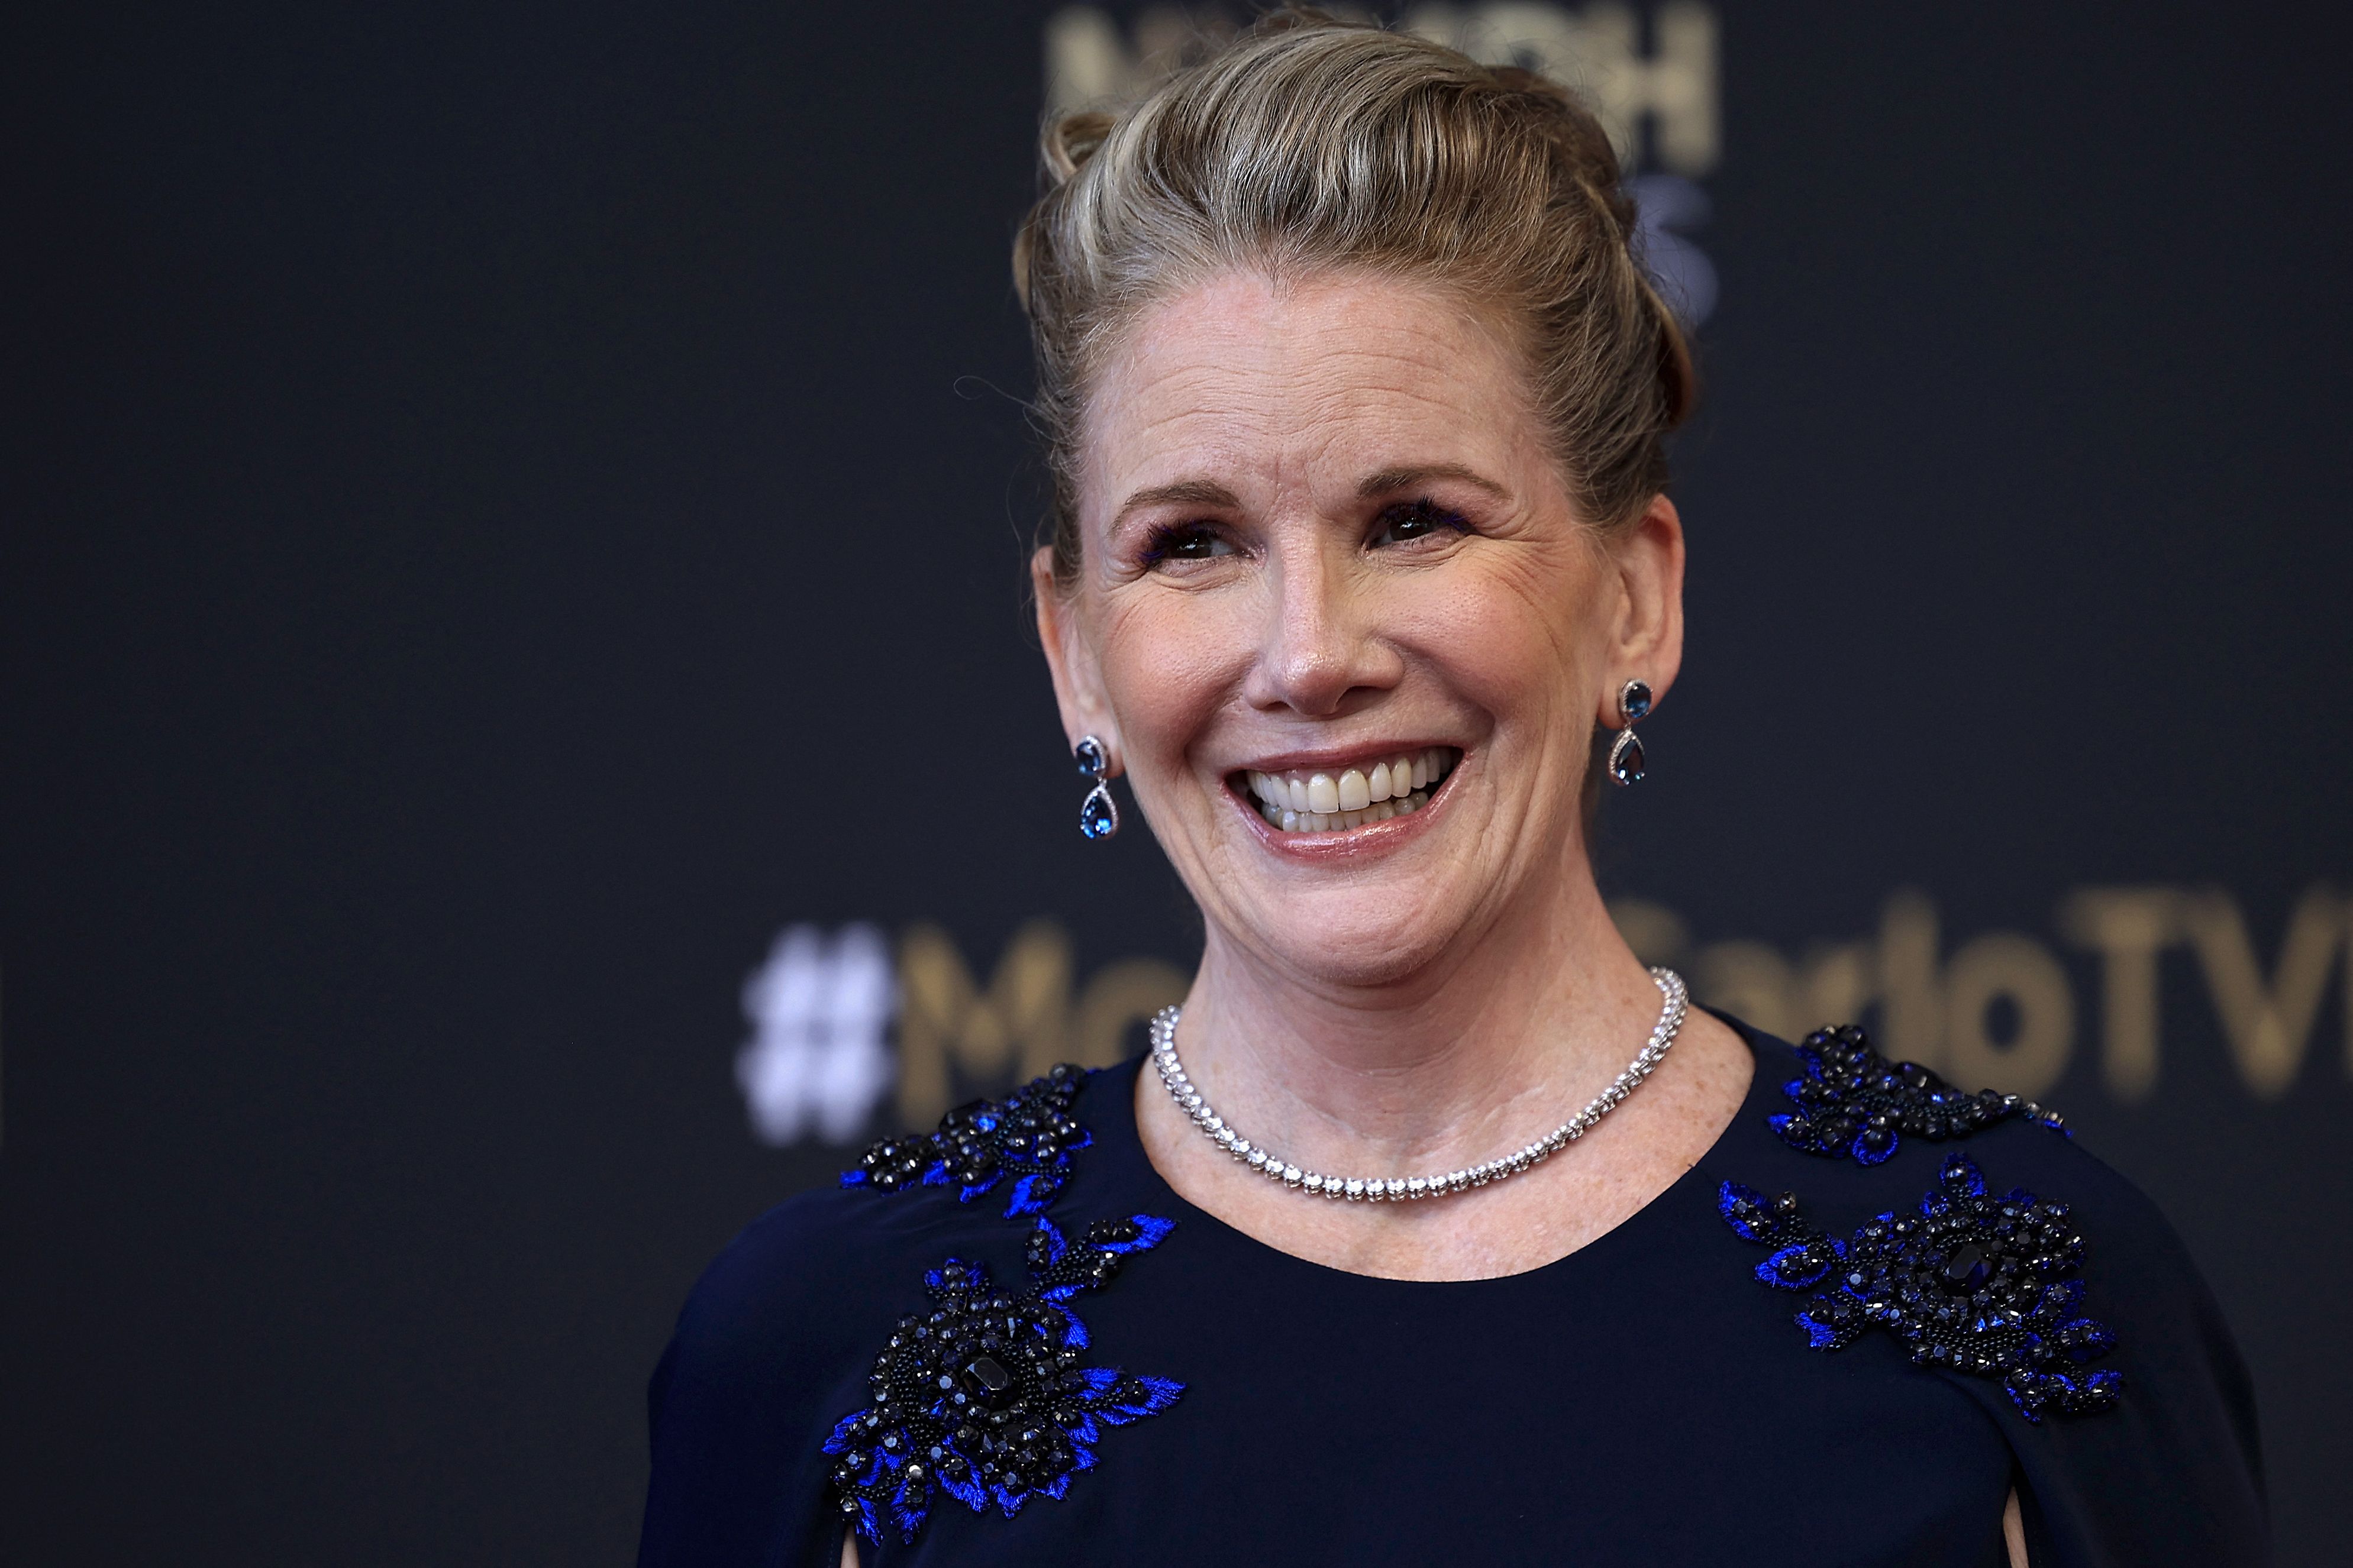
[843,1064,1090,1217]
[1719,1152,2121,1424]
[1771,1024,2067,1165]
[823,1213,1184,1547]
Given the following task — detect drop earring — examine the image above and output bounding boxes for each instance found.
[1074,735,1120,840]
[1608,680,1652,786]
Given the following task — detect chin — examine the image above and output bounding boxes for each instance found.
[1231,894,1466,990]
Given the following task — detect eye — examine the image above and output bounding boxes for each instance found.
[1368,497,1469,548]
[1142,521,1235,565]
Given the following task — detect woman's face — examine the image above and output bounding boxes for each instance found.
[1038,270,1683,989]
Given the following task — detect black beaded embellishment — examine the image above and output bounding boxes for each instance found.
[842,1065,1090,1218]
[1772,1024,2067,1166]
[822,1214,1184,1546]
[1719,1152,2121,1423]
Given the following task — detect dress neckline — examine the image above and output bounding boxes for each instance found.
[1081,1011,1781,1292]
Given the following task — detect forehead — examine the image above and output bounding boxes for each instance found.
[1079,270,1541,508]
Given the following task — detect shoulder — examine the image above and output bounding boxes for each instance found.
[1720,1020,2265,1561]
[659,1186,911,1389]
[1732,1021,2207,1296]
[1723,1020,2228,1325]
[651,1063,1113,1412]
[638,1184,929,1567]
[641,1178,957,1543]
[641,1068,1124,1566]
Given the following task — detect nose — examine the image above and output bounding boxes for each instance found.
[1241,538,1400,717]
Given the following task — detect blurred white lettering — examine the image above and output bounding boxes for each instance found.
[735,923,898,1145]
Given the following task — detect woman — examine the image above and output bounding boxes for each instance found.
[638,16,2264,1566]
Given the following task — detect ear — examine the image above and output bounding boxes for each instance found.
[1032,547,1122,771]
[1599,494,1687,722]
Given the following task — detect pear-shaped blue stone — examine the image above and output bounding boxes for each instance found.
[1079,785,1119,840]
[1609,729,1647,785]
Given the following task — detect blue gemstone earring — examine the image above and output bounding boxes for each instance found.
[1074,736,1120,840]
[1608,679,1651,786]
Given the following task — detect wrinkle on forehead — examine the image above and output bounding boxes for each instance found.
[1078,269,1552,530]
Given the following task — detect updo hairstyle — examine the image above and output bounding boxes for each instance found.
[1015,8,1696,591]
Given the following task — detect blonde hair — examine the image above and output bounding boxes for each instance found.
[1015,9,1696,590]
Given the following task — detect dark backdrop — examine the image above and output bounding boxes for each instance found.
[5,4,2349,1563]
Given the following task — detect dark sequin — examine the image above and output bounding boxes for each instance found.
[822,1214,1184,1546]
[1771,1024,2068,1166]
[1719,1152,2121,1424]
[843,1065,1090,1217]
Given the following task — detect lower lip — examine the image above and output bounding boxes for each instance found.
[1229,769,1458,862]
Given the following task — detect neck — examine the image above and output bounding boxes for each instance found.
[1173,865,1668,1178]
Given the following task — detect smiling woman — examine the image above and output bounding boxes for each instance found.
[635,13,2264,1568]
[1036,266,1677,1004]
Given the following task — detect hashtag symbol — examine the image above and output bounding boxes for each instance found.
[735,923,898,1146]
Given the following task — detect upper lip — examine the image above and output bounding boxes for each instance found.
[1224,742,1458,775]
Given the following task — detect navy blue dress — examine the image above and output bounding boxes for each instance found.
[637,1020,2264,1566]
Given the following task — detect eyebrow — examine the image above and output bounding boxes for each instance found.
[1357,463,1510,500]
[1109,464,1508,529]
[1111,479,1241,531]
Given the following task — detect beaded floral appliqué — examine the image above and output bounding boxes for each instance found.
[1772,1024,2068,1166]
[1719,1151,2120,1422]
[823,1213,1184,1547]
[843,1064,1090,1217]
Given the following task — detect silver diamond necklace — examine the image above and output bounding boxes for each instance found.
[1148,966,1689,1202]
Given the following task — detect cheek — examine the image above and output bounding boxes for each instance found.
[1406,544,1609,714]
[1093,592,1248,759]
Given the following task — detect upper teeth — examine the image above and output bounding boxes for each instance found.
[1238,748,1457,835]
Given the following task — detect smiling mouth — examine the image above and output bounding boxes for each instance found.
[1228,748,1460,836]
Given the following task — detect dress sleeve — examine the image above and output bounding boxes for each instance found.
[636,1202,867,1568]
[1990,1140,2265,1566]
